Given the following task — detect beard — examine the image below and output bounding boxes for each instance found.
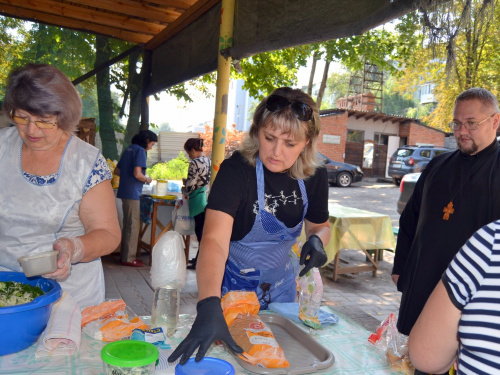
[457,137,478,155]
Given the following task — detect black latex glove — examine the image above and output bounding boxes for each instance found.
[299,234,327,277]
[167,296,243,364]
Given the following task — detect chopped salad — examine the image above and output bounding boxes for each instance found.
[0,281,44,307]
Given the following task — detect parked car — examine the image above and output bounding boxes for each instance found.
[397,172,421,214]
[318,153,364,187]
[388,145,451,186]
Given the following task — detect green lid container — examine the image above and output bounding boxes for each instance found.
[101,340,159,368]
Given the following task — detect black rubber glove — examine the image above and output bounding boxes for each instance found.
[167,296,243,364]
[299,234,327,277]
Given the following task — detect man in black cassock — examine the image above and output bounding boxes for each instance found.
[392,87,500,375]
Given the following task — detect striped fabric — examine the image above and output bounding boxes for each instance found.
[444,220,500,375]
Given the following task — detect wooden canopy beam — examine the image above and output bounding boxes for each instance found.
[65,0,182,24]
[0,0,165,38]
[0,2,152,43]
[145,0,219,50]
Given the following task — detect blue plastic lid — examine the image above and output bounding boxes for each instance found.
[175,357,235,375]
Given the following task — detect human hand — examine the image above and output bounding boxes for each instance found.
[44,237,85,281]
[391,274,399,285]
[299,234,327,277]
[168,296,243,364]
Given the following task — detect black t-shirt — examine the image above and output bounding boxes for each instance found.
[207,151,329,241]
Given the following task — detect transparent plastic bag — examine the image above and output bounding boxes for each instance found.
[82,302,149,342]
[150,231,186,289]
[368,313,415,374]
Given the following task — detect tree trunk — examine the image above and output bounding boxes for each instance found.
[307,51,318,95]
[95,36,118,160]
[316,60,330,109]
[124,49,144,146]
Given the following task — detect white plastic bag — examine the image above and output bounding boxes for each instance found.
[150,231,187,289]
[172,196,195,235]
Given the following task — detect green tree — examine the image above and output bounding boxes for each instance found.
[324,70,350,108]
[396,0,498,129]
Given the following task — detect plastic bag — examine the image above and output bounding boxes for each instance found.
[150,231,186,289]
[172,195,195,235]
[368,313,415,375]
[221,291,290,369]
[81,301,149,342]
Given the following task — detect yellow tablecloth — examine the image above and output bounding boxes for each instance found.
[324,204,396,264]
[299,204,396,264]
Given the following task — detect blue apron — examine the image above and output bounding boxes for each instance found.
[221,156,308,309]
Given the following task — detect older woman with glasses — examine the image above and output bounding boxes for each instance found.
[0,63,120,309]
[169,87,331,364]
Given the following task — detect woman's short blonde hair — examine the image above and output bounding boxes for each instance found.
[3,63,82,134]
[239,87,321,180]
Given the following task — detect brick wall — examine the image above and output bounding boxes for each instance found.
[406,122,446,146]
[336,92,376,112]
[317,112,347,162]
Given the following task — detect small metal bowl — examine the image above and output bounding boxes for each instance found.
[18,251,58,277]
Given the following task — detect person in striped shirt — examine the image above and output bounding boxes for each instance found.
[408,219,500,374]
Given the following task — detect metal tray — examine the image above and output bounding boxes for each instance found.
[231,313,335,374]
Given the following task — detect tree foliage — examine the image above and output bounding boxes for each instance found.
[396,0,499,130]
[199,123,245,159]
[147,151,189,180]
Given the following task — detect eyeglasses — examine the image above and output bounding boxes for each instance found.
[10,111,57,130]
[449,113,496,131]
[266,94,313,122]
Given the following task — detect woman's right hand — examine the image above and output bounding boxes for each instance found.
[167,296,243,364]
[44,237,85,281]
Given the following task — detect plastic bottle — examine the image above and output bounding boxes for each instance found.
[298,267,323,329]
[150,231,187,337]
[151,284,181,337]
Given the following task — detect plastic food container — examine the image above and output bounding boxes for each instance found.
[156,180,168,196]
[0,272,62,355]
[101,340,159,375]
[18,251,58,277]
[175,357,235,375]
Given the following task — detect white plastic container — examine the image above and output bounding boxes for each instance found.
[156,180,168,196]
[18,251,58,277]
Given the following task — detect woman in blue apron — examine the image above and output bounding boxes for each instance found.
[169,87,331,365]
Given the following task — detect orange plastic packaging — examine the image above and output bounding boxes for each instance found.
[99,316,149,342]
[81,299,127,327]
[221,291,289,368]
[81,299,149,342]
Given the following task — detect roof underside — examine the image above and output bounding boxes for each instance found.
[0,0,425,94]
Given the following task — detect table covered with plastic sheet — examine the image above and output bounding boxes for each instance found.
[0,308,400,375]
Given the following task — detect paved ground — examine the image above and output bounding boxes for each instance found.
[103,177,402,333]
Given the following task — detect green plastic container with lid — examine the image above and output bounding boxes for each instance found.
[101,340,159,375]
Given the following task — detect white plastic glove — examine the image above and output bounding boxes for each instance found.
[44,237,85,281]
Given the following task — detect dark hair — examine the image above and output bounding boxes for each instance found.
[239,87,321,179]
[131,130,158,149]
[3,63,82,134]
[455,87,500,113]
[184,138,203,152]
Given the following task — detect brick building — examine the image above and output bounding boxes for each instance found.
[317,94,447,178]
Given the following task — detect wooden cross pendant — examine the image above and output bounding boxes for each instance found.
[443,201,454,220]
